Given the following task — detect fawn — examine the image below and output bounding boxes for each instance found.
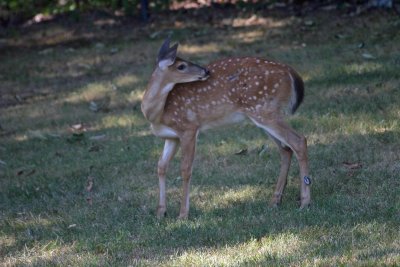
[141,38,311,219]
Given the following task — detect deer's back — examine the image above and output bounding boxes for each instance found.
[162,57,296,131]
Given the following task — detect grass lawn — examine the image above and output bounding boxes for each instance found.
[0,7,399,266]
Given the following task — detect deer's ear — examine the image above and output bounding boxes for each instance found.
[158,42,178,69]
[157,37,171,63]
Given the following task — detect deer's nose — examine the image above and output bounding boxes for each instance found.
[205,69,210,76]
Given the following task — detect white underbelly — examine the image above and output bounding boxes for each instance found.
[200,112,246,131]
[150,112,246,138]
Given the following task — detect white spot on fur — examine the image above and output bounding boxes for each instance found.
[187,109,197,122]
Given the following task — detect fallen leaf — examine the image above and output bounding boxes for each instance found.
[70,123,86,132]
[89,134,107,141]
[16,166,36,176]
[89,101,99,112]
[89,97,111,113]
[362,53,375,59]
[334,34,346,39]
[342,161,363,169]
[68,224,77,229]
[235,148,248,155]
[86,176,94,192]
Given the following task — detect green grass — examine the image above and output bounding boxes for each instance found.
[1,9,399,266]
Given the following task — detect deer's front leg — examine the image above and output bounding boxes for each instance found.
[178,130,198,219]
[157,139,179,218]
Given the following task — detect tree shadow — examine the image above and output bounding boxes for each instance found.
[132,132,398,264]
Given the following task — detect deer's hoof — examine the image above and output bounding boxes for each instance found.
[270,194,282,208]
[156,206,167,219]
[299,199,311,209]
[178,212,189,220]
[270,199,281,208]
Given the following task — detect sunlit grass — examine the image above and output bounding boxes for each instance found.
[0,234,16,249]
[180,43,222,55]
[199,186,264,212]
[172,233,303,266]
[65,82,113,104]
[343,62,384,75]
[114,74,140,88]
[99,114,138,130]
[1,243,104,266]
[231,29,265,43]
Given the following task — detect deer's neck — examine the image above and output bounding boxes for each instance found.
[141,70,175,124]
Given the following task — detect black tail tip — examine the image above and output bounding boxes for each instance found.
[291,72,304,114]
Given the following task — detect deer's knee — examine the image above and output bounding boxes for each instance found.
[158,160,168,177]
[180,165,193,181]
[292,135,308,161]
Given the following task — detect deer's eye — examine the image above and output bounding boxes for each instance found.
[177,64,187,71]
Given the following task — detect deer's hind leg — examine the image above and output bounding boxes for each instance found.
[268,135,293,207]
[249,116,311,208]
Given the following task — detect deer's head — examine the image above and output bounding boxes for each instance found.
[156,37,210,84]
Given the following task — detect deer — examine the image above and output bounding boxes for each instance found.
[141,38,311,219]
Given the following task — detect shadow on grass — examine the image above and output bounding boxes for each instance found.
[1,9,399,265]
[304,66,400,120]
[1,127,398,265]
